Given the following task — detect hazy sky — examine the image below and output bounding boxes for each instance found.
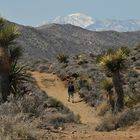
[0,0,140,26]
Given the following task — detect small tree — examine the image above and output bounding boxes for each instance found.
[99,48,128,112]
[100,78,114,112]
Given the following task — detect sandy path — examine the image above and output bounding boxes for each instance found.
[31,71,140,140]
[31,71,99,124]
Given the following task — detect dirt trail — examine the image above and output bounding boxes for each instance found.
[31,71,99,124]
[31,71,140,140]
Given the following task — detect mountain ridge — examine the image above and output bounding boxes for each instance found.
[13,22,140,62]
[43,13,140,32]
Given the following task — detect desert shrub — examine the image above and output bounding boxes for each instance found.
[134,44,140,52]
[134,61,140,69]
[79,87,88,98]
[46,98,64,109]
[0,89,48,116]
[0,84,80,139]
[115,109,140,128]
[0,114,37,140]
[124,96,136,108]
[96,108,140,131]
[96,101,110,116]
[96,113,116,131]
[124,96,140,108]
[38,65,49,72]
[58,69,68,81]
[78,58,88,65]
[57,53,69,63]
[75,54,88,65]
[78,74,92,90]
[48,113,80,128]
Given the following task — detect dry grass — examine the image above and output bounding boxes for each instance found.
[96,101,110,116]
[96,107,140,131]
[0,85,79,139]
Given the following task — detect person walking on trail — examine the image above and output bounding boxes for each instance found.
[68,81,75,103]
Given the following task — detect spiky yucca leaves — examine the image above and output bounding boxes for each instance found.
[99,48,128,112]
[101,78,115,112]
[9,46,30,96]
[0,24,20,47]
[101,78,113,92]
[10,46,23,63]
[57,53,69,63]
[120,46,130,56]
[9,61,30,96]
[99,48,127,73]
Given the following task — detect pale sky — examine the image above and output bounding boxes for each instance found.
[0,0,140,26]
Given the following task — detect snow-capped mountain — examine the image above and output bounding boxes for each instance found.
[49,13,140,32]
[87,19,140,32]
[52,13,95,28]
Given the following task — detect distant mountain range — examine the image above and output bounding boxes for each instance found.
[46,13,140,32]
[15,22,140,61]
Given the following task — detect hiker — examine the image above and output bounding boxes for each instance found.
[67,81,75,103]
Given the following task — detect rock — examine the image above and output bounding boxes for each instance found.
[71,130,77,134]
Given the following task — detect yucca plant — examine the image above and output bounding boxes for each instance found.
[100,78,114,112]
[9,45,30,96]
[10,46,23,63]
[9,61,30,96]
[57,53,69,63]
[99,48,128,112]
[120,46,130,56]
[0,17,20,101]
[0,24,19,47]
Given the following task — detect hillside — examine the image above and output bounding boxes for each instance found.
[1,20,140,140]
[15,23,140,61]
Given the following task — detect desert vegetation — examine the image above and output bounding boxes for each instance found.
[0,18,80,139]
[47,45,140,131]
[0,16,140,140]
[98,48,128,112]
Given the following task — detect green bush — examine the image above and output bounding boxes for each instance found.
[47,98,64,108]
[134,44,140,52]
[57,53,69,63]
[78,75,92,90]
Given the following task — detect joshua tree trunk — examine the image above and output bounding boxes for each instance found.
[0,47,10,102]
[0,73,10,101]
[112,71,124,112]
[108,91,115,112]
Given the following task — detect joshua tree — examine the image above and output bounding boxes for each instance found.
[99,48,128,112]
[0,17,20,101]
[100,78,114,112]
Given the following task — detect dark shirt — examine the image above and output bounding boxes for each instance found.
[68,84,75,92]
